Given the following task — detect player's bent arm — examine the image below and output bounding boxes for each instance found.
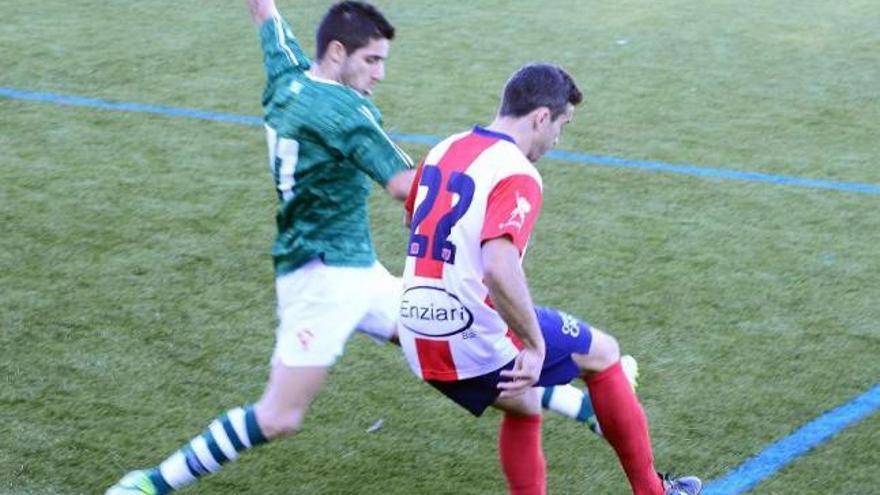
[481,237,545,355]
[385,169,416,202]
[247,0,279,25]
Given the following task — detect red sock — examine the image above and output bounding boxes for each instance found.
[498,414,546,495]
[585,361,664,495]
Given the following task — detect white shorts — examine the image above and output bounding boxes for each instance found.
[271,259,402,367]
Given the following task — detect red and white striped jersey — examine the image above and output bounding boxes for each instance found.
[398,126,543,381]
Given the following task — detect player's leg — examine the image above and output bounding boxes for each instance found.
[422,362,549,495]
[254,364,328,437]
[572,327,700,495]
[106,365,329,495]
[104,397,272,495]
[528,306,699,495]
[105,261,369,494]
[573,328,663,495]
[537,354,639,436]
[492,389,546,495]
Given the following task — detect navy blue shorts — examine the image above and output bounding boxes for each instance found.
[427,306,593,416]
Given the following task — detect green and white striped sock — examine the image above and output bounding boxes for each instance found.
[146,405,268,494]
[540,384,603,435]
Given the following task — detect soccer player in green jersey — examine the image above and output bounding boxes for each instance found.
[106,1,414,493]
[106,2,640,494]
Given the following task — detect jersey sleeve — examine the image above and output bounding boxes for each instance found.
[259,14,312,83]
[341,104,415,187]
[481,174,543,253]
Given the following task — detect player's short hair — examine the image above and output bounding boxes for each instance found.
[499,63,583,120]
[316,1,395,60]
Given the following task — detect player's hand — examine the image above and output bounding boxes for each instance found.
[497,347,544,398]
[247,0,278,25]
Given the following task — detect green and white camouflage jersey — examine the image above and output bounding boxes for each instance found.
[259,15,413,275]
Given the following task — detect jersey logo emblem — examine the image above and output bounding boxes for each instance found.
[297,329,315,350]
[560,312,580,337]
[499,191,532,231]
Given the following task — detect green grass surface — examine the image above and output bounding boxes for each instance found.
[2,1,879,494]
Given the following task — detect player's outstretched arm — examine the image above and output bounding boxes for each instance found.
[247,0,279,25]
[482,237,545,397]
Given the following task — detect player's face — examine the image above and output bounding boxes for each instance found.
[340,37,390,96]
[528,104,575,162]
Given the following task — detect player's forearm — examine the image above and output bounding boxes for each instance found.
[487,272,544,352]
[482,240,545,353]
[386,169,416,202]
[247,0,278,25]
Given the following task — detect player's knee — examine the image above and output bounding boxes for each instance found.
[591,330,621,369]
[493,388,542,416]
[572,329,620,373]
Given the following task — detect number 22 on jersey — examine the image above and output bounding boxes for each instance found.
[408,165,475,277]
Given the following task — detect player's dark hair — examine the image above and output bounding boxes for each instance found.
[316,1,395,60]
[499,63,583,120]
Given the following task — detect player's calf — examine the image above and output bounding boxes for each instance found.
[252,364,327,438]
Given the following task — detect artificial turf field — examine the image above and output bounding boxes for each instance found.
[2,1,879,493]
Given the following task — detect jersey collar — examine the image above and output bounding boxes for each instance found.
[305,70,342,86]
[472,125,516,145]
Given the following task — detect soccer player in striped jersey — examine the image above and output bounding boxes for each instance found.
[106,1,414,493]
[397,64,702,495]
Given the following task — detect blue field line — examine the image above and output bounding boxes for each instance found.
[703,383,880,495]
[3,86,880,197]
[0,87,263,126]
[546,150,880,195]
